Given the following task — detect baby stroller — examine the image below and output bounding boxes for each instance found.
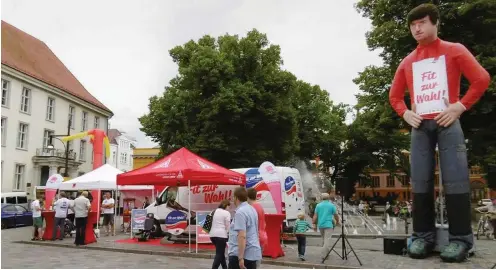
[135,213,155,242]
[64,218,74,238]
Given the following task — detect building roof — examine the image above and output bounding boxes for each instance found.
[107,129,122,145]
[1,21,112,113]
[133,147,161,158]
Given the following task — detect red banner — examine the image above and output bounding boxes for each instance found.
[90,190,100,212]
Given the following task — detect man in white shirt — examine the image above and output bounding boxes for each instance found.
[101,192,115,236]
[52,191,71,241]
[74,191,91,246]
[31,197,44,241]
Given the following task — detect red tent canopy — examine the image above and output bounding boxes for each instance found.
[117,147,245,186]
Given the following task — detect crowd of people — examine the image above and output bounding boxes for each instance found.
[30,191,117,245]
[207,187,265,269]
[207,188,342,268]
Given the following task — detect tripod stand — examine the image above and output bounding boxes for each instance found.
[322,195,362,266]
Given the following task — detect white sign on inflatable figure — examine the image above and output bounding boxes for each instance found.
[46,174,64,189]
[412,55,450,116]
[258,161,283,214]
[258,161,279,183]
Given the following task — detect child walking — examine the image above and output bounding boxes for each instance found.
[293,212,312,261]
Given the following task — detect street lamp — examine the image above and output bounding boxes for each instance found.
[47,119,72,177]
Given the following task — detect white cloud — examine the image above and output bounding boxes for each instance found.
[2,0,382,147]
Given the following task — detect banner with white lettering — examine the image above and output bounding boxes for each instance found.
[412,55,449,115]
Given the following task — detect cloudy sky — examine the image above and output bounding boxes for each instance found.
[2,0,382,147]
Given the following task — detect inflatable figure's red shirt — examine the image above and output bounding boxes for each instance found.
[389,38,490,119]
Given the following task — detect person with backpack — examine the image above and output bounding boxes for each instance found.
[209,199,231,269]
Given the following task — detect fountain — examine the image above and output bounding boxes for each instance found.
[295,161,323,202]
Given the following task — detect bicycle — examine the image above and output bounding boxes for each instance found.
[475,209,494,240]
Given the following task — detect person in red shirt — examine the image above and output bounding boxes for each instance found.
[247,188,267,267]
[389,4,490,263]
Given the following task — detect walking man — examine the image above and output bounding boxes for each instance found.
[52,191,71,240]
[313,193,340,263]
[389,3,490,262]
[74,191,91,246]
[227,187,262,269]
[101,192,115,236]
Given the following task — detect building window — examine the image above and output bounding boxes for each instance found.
[43,129,54,149]
[371,176,380,188]
[112,151,116,164]
[398,175,409,187]
[1,117,7,147]
[14,164,25,190]
[80,140,86,161]
[386,176,395,187]
[68,106,75,129]
[2,79,10,107]
[20,87,31,113]
[81,111,88,131]
[94,116,100,129]
[16,122,29,149]
[46,97,55,121]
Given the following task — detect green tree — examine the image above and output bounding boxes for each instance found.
[140,30,348,168]
[354,0,496,186]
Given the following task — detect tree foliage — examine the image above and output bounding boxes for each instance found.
[353,0,496,186]
[140,30,347,168]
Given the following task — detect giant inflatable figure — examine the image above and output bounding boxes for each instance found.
[389,4,490,263]
[61,129,110,170]
[61,129,111,215]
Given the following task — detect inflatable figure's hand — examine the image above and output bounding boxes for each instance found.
[434,98,466,127]
[403,110,423,129]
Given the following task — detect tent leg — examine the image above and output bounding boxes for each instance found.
[97,189,101,231]
[188,180,191,253]
[113,189,117,236]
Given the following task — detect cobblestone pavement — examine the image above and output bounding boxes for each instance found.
[1,227,294,269]
[3,226,495,269]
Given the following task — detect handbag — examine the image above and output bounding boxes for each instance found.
[202,209,217,233]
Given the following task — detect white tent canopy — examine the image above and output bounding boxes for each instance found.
[58,164,154,191]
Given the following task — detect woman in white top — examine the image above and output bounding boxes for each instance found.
[209,199,231,269]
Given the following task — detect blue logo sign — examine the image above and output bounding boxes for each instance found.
[165,210,188,235]
[245,168,263,188]
[284,176,296,195]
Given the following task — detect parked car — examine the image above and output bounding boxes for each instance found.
[1,192,29,210]
[1,204,33,229]
[478,199,492,207]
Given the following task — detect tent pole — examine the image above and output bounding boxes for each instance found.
[188,180,191,253]
[113,188,117,236]
[152,186,155,206]
[97,187,101,231]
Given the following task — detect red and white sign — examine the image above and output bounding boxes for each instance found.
[412,55,449,115]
